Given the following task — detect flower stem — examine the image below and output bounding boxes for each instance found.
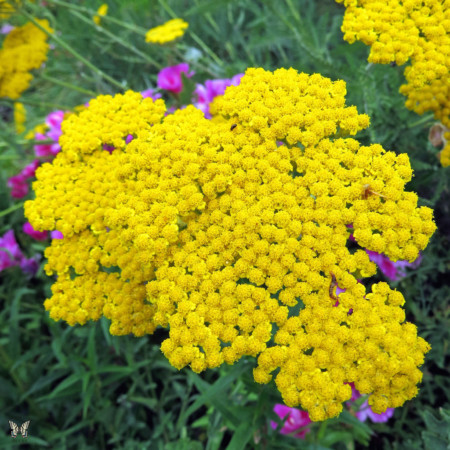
[0,202,24,219]
[21,10,126,91]
[158,0,225,69]
[45,0,148,35]
[0,139,54,149]
[408,114,435,128]
[68,9,162,69]
[0,98,71,110]
[40,73,97,97]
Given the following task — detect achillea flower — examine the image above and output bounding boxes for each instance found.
[0,19,53,99]
[428,123,450,168]
[25,68,436,421]
[0,0,34,20]
[0,1,15,20]
[157,63,193,94]
[194,74,243,118]
[271,404,311,438]
[145,18,188,44]
[93,4,108,26]
[336,0,450,162]
[14,102,26,134]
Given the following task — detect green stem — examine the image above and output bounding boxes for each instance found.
[0,202,24,219]
[408,114,435,128]
[158,0,224,68]
[40,73,97,96]
[21,10,126,91]
[0,139,54,149]
[69,9,162,69]
[274,0,333,70]
[0,98,71,110]
[45,0,148,35]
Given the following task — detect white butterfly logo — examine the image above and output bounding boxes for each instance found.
[9,420,30,438]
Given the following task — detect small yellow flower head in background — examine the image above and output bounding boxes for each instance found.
[13,102,26,134]
[93,3,108,26]
[429,123,450,168]
[0,19,53,99]
[0,0,15,20]
[336,0,450,163]
[26,68,437,421]
[145,18,188,44]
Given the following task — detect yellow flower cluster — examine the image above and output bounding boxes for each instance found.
[441,140,450,167]
[0,0,15,20]
[0,19,53,99]
[0,0,35,20]
[14,101,26,134]
[93,4,108,26]
[336,0,450,156]
[25,68,436,421]
[428,123,450,167]
[145,18,188,44]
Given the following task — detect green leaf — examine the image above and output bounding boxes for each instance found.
[225,421,254,450]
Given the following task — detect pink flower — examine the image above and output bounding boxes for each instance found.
[157,63,194,94]
[45,110,64,143]
[33,110,64,157]
[21,160,40,178]
[23,222,48,241]
[193,73,243,118]
[20,254,41,277]
[346,224,422,281]
[51,230,64,239]
[1,24,15,34]
[366,250,422,281]
[349,384,394,423]
[7,174,29,199]
[0,230,40,276]
[7,160,40,199]
[356,401,395,423]
[141,88,162,100]
[270,404,311,439]
[0,230,24,270]
[34,132,59,157]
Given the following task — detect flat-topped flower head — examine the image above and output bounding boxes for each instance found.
[336,0,450,156]
[0,19,53,99]
[25,68,436,421]
[145,18,188,45]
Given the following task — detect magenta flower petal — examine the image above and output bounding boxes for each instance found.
[45,110,65,130]
[157,63,193,94]
[366,250,422,281]
[20,254,41,277]
[21,160,40,178]
[23,222,48,241]
[193,74,243,118]
[141,88,162,100]
[271,404,311,439]
[0,230,24,271]
[1,23,15,34]
[51,230,64,239]
[7,175,29,198]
